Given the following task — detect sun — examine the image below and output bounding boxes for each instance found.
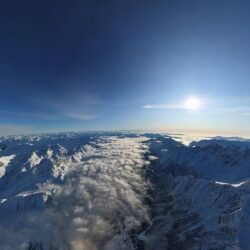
[184,96,201,110]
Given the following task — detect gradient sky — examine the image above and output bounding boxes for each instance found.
[1,0,250,136]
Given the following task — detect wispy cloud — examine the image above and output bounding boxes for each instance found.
[143,104,183,109]
[0,124,34,136]
[0,111,56,120]
[30,94,103,121]
[66,113,100,120]
[0,110,100,121]
[214,106,250,116]
[143,102,250,116]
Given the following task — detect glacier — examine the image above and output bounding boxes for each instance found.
[0,132,250,249]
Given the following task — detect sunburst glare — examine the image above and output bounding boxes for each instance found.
[184,96,201,110]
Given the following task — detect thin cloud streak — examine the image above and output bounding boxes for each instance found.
[143,104,183,109]
[0,110,100,121]
[214,106,250,116]
[66,113,100,120]
[0,124,34,136]
[143,103,250,116]
[0,111,57,120]
[30,95,102,121]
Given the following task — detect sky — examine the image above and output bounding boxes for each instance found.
[1,0,250,136]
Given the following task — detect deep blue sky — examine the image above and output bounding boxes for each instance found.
[1,0,250,135]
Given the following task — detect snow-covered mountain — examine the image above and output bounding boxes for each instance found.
[0,132,250,249]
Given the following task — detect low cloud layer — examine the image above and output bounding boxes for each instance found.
[0,135,151,250]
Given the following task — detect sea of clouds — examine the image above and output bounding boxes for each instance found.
[0,135,151,250]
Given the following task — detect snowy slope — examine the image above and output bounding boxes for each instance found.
[0,132,250,249]
[146,135,250,250]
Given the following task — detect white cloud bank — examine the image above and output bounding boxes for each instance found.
[0,135,151,250]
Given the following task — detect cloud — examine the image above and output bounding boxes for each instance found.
[0,110,56,120]
[31,93,103,121]
[0,135,151,249]
[0,109,100,122]
[0,124,34,136]
[66,113,100,120]
[143,104,183,109]
[216,106,250,116]
[143,102,250,116]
